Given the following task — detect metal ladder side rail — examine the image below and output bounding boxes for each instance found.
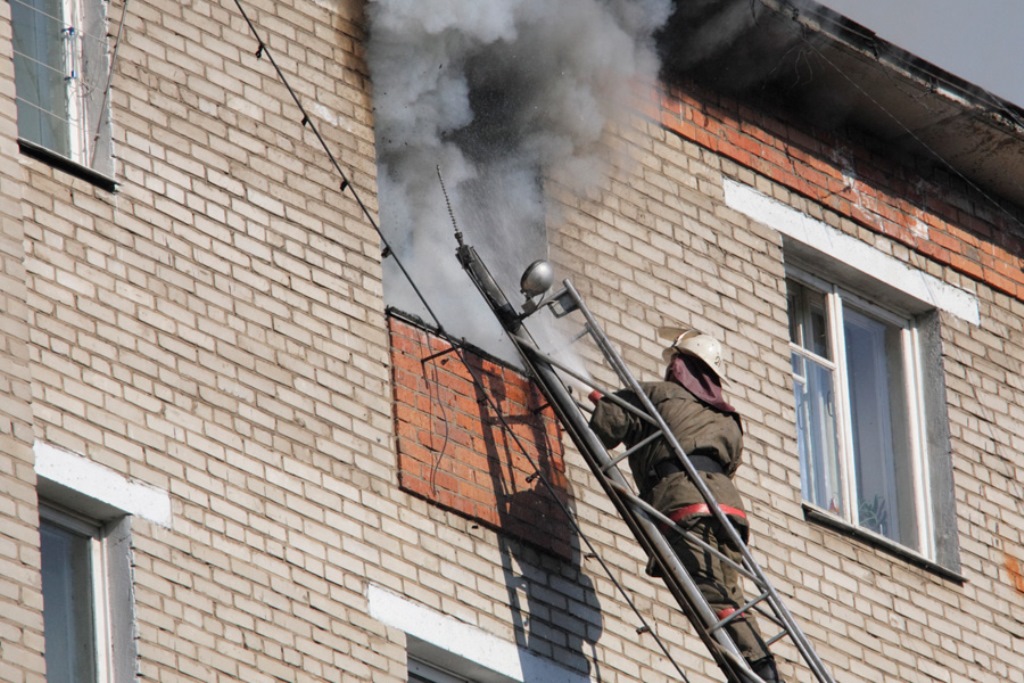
[569,360,799,648]
[518,340,781,627]
[510,334,761,683]
[447,244,721,666]
[500,300,809,683]
[451,258,763,680]
[557,279,836,683]
[517,331,796,644]
[509,294,833,683]
[502,334,675,477]
[617,483,790,640]
[512,298,775,608]
[453,241,833,683]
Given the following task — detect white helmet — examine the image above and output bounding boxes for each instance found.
[658,326,728,382]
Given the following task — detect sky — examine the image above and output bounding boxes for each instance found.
[819,0,1023,107]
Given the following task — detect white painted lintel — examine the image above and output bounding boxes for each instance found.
[724,179,980,326]
[34,441,172,527]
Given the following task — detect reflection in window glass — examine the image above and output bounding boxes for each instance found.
[40,517,98,683]
[792,352,842,516]
[11,0,71,155]
[843,307,919,548]
[789,281,843,516]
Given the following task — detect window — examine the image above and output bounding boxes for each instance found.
[11,0,112,177]
[39,504,132,683]
[722,179,963,571]
[787,273,937,556]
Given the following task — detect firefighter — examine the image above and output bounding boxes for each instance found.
[588,327,783,683]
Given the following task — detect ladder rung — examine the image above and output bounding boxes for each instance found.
[710,591,772,634]
[603,431,662,473]
[763,628,789,648]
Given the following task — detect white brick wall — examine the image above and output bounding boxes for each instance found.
[0,2,45,681]
[3,1,1024,682]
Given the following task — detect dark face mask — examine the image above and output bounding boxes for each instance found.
[665,354,735,415]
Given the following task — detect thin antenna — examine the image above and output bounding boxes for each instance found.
[436,165,461,242]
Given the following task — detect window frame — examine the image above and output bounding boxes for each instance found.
[786,268,938,560]
[38,501,134,683]
[11,0,115,188]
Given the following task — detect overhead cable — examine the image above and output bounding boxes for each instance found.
[230,0,447,338]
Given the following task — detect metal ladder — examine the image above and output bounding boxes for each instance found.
[455,237,837,683]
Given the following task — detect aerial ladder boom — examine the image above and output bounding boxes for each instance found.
[455,237,836,683]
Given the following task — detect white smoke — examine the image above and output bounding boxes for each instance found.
[367,0,672,355]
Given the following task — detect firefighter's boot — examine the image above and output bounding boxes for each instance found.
[750,656,782,683]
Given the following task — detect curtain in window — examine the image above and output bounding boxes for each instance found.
[843,308,916,545]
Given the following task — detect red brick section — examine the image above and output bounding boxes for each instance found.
[648,82,1024,301]
[389,316,572,559]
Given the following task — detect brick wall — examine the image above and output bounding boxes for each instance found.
[548,79,1024,681]
[389,316,572,559]
[11,0,401,681]
[649,82,1024,300]
[0,3,46,682]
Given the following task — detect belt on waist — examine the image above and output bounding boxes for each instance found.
[666,503,747,523]
[653,453,724,478]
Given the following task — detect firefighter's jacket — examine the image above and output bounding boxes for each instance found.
[589,380,747,527]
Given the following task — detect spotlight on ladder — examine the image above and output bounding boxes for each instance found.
[519,259,554,315]
[521,260,554,299]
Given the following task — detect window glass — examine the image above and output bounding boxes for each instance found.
[792,352,843,515]
[788,282,830,358]
[843,306,916,544]
[40,516,99,683]
[788,280,843,515]
[11,0,71,155]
